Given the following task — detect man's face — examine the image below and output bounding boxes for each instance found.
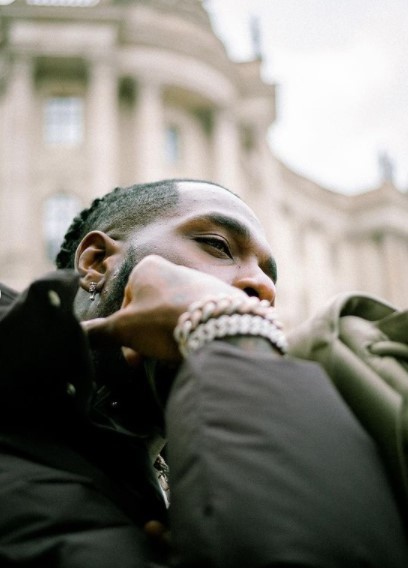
[105,181,277,312]
[88,181,278,431]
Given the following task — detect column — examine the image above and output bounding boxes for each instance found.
[392,236,408,308]
[134,80,164,182]
[87,57,119,199]
[302,223,335,316]
[0,55,33,285]
[272,209,307,329]
[357,236,385,298]
[336,237,359,292]
[212,107,243,195]
[382,233,407,307]
[246,124,285,235]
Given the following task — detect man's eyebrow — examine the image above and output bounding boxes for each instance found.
[193,213,278,283]
[200,213,251,239]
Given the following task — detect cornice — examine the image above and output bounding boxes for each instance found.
[115,0,212,29]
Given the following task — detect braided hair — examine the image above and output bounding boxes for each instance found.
[55,178,236,270]
[55,179,181,269]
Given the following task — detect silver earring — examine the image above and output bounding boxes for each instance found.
[89,282,97,301]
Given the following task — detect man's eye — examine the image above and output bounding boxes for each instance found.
[195,236,232,258]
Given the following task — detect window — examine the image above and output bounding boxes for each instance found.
[44,96,84,146]
[164,125,181,164]
[43,193,81,262]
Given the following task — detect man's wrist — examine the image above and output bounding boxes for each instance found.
[219,335,283,358]
[174,295,288,358]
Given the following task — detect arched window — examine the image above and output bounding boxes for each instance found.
[43,193,81,263]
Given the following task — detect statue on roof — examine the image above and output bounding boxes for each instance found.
[378,150,395,185]
[249,14,263,60]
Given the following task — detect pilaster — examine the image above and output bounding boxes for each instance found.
[212,107,243,195]
[87,57,119,199]
[134,80,164,182]
[1,55,33,283]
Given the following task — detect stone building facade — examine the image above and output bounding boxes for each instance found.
[0,0,407,328]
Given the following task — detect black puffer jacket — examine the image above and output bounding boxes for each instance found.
[0,272,407,567]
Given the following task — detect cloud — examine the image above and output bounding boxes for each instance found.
[206,0,408,193]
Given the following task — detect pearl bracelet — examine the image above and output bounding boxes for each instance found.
[174,294,287,358]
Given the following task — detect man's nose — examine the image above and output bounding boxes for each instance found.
[232,269,276,304]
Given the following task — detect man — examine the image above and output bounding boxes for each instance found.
[0,178,407,567]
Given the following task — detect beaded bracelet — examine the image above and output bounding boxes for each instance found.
[174,294,287,358]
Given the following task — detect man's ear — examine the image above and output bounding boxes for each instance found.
[75,231,122,292]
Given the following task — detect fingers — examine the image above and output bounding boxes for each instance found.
[122,346,143,368]
[81,320,144,368]
[80,317,119,347]
[81,318,106,333]
[144,519,171,552]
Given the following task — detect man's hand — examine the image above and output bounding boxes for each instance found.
[81,255,246,364]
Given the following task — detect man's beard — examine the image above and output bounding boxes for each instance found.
[97,245,138,318]
[90,247,168,436]
[90,244,138,382]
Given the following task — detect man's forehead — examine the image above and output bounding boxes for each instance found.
[176,180,241,203]
[176,181,263,230]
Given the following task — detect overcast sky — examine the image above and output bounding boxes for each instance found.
[205,0,408,195]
